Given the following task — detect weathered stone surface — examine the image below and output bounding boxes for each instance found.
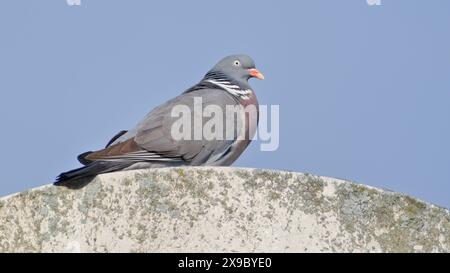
[0,167,449,253]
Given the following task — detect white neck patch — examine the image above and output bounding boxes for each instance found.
[205,79,253,100]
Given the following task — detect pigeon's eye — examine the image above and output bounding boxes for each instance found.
[233,60,240,67]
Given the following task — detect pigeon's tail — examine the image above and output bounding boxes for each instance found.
[77,151,94,165]
[54,161,133,185]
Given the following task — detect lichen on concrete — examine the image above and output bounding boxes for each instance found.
[0,167,449,253]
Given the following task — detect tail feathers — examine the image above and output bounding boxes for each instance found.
[77,151,93,165]
[76,130,129,166]
[55,161,133,185]
[105,130,128,148]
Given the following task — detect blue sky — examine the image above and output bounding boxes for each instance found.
[0,0,449,208]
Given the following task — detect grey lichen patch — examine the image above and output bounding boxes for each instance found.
[254,171,329,218]
[294,174,327,212]
[333,182,450,252]
[1,167,450,253]
[403,196,427,216]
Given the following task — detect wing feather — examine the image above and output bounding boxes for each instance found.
[85,88,244,165]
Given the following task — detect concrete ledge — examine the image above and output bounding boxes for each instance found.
[1,167,449,252]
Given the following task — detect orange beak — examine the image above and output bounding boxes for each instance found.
[248,68,265,80]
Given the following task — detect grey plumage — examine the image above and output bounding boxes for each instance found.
[56,54,263,184]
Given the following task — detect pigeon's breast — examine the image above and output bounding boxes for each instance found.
[241,91,259,131]
[240,91,258,108]
[221,92,259,165]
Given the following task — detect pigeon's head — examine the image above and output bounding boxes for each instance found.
[206,55,264,87]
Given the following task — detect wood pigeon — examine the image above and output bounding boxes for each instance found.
[56,55,264,184]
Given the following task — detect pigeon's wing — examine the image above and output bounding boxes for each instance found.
[85,88,243,165]
[134,88,242,164]
[105,130,128,148]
